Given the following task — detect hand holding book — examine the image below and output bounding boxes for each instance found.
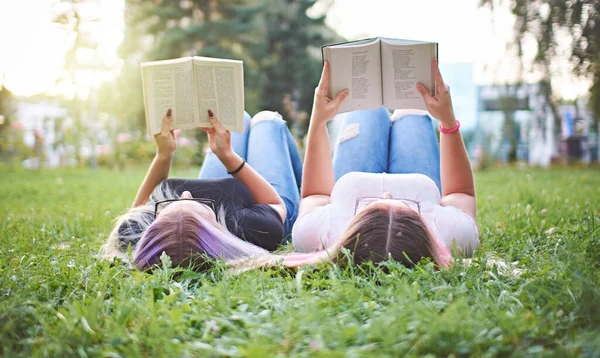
[321,37,437,113]
[416,59,456,128]
[199,109,243,172]
[141,56,245,135]
[311,61,350,125]
[154,108,177,159]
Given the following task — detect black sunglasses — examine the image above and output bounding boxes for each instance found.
[153,198,216,218]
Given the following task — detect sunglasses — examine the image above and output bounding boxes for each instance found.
[153,198,216,218]
[354,197,421,215]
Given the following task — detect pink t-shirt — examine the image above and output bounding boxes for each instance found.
[292,172,480,257]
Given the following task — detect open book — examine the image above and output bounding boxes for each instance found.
[322,37,438,113]
[141,56,244,135]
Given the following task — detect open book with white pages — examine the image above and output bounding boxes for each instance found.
[322,37,438,113]
[141,56,244,135]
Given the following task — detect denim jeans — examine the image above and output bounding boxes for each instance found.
[198,111,303,237]
[331,106,442,191]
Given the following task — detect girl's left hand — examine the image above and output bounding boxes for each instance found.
[155,109,177,157]
[416,59,456,127]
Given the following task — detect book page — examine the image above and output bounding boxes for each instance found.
[193,57,244,133]
[381,41,436,110]
[141,58,193,135]
[325,39,383,113]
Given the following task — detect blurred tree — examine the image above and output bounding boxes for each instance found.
[119,0,268,164]
[257,0,342,139]
[0,75,17,160]
[480,0,599,124]
[498,94,520,162]
[118,0,265,126]
[119,0,343,140]
[53,0,114,167]
[52,0,345,165]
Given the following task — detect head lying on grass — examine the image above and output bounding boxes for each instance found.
[231,203,451,272]
[104,187,450,272]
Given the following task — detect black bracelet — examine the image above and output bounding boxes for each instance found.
[227,159,246,175]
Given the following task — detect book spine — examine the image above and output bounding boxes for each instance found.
[433,43,438,96]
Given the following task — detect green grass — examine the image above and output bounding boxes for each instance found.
[1,166,599,357]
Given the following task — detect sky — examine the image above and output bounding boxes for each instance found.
[0,0,125,98]
[0,0,590,99]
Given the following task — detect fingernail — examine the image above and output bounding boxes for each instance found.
[208,109,214,117]
[167,108,172,117]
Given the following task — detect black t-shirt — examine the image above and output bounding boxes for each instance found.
[118,178,284,251]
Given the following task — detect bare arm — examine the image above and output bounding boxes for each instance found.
[133,154,173,207]
[299,62,349,217]
[301,121,335,199]
[221,151,286,221]
[132,110,177,207]
[201,111,286,221]
[417,59,476,219]
[438,119,476,219]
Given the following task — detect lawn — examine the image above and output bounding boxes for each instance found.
[1,166,599,357]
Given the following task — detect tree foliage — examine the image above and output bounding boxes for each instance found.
[480,0,600,120]
[257,0,342,138]
[115,0,341,137]
[0,79,16,156]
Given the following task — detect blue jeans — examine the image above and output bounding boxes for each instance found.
[332,107,441,191]
[198,111,303,237]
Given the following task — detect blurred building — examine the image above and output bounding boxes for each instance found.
[438,63,477,132]
[557,99,596,164]
[475,84,596,166]
[15,101,68,168]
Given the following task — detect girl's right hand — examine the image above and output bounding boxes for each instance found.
[310,61,350,126]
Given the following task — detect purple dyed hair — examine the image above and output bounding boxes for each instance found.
[133,209,268,271]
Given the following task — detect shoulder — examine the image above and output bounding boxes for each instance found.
[237,204,284,251]
[292,204,333,252]
[426,204,480,256]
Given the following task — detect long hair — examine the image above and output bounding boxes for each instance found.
[133,208,268,271]
[230,205,450,271]
[333,204,448,268]
[102,183,268,270]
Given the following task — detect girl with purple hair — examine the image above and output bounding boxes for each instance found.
[103,108,303,271]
